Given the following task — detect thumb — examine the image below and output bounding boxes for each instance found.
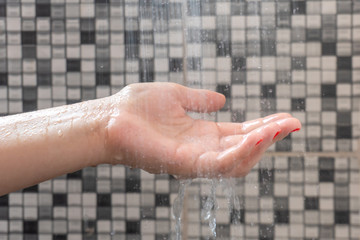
[179,86,226,113]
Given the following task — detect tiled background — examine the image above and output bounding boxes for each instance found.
[0,0,359,239]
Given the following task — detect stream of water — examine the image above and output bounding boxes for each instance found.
[172,178,241,239]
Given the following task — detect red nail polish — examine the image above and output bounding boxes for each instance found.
[273,130,281,140]
[255,139,263,146]
[291,128,301,133]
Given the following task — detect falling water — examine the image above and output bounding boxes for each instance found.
[172,179,192,240]
[201,179,219,238]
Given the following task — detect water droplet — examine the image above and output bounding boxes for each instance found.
[57,130,63,137]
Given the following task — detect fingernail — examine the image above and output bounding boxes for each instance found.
[273,130,281,140]
[291,128,301,133]
[255,139,263,146]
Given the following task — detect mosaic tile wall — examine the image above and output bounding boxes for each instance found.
[0,0,359,239]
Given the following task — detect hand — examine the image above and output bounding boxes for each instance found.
[104,82,301,178]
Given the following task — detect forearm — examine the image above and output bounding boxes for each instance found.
[0,98,110,196]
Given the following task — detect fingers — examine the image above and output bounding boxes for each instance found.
[204,117,302,177]
[216,113,292,136]
[226,118,302,177]
[178,85,226,113]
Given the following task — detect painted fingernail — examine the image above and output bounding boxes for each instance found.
[255,139,263,146]
[291,128,301,133]
[273,130,281,140]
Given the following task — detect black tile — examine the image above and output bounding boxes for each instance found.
[187,29,202,43]
[83,220,96,234]
[53,235,66,240]
[200,30,216,42]
[24,221,38,234]
[126,179,141,193]
[23,100,37,112]
[216,224,230,238]
[80,18,95,31]
[81,31,96,44]
[155,234,168,240]
[306,29,321,41]
[259,224,274,240]
[23,87,37,101]
[186,0,201,16]
[274,210,289,223]
[321,84,336,97]
[125,31,140,44]
[37,74,52,86]
[319,157,334,169]
[304,197,319,210]
[169,58,183,72]
[337,57,352,70]
[261,40,276,56]
[217,42,231,57]
[275,139,292,151]
[67,59,81,72]
[337,112,351,126]
[230,209,244,224]
[96,73,110,85]
[216,84,231,98]
[21,32,36,45]
[337,70,352,83]
[155,194,170,207]
[0,73,7,85]
[260,182,273,196]
[337,126,352,139]
[0,195,8,205]
[232,72,246,84]
[23,185,38,192]
[291,57,306,70]
[36,4,51,17]
[291,1,306,14]
[261,85,276,98]
[319,170,334,182]
[231,2,246,15]
[321,98,336,111]
[140,207,155,219]
[247,1,260,15]
[37,60,51,73]
[335,211,349,224]
[0,207,8,219]
[53,194,67,206]
[97,194,111,206]
[97,207,111,219]
[126,221,140,234]
[82,177,96,192]
[23,46,37,59]
[320,226,334,238]
[232,57,246,72]
[0,4,5,17]
[67,170,82,179]
[291,98,306,111]
[259,169,274,183]
[125,45,139,58]
[335,197,349,210]
[231,110,246,123]
[187,58,201,71]
[169,3,183,18]
[322,43,336,55]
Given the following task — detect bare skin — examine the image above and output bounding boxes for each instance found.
[0,82,301,196]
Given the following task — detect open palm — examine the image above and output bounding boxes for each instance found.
[105,83,301,178]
